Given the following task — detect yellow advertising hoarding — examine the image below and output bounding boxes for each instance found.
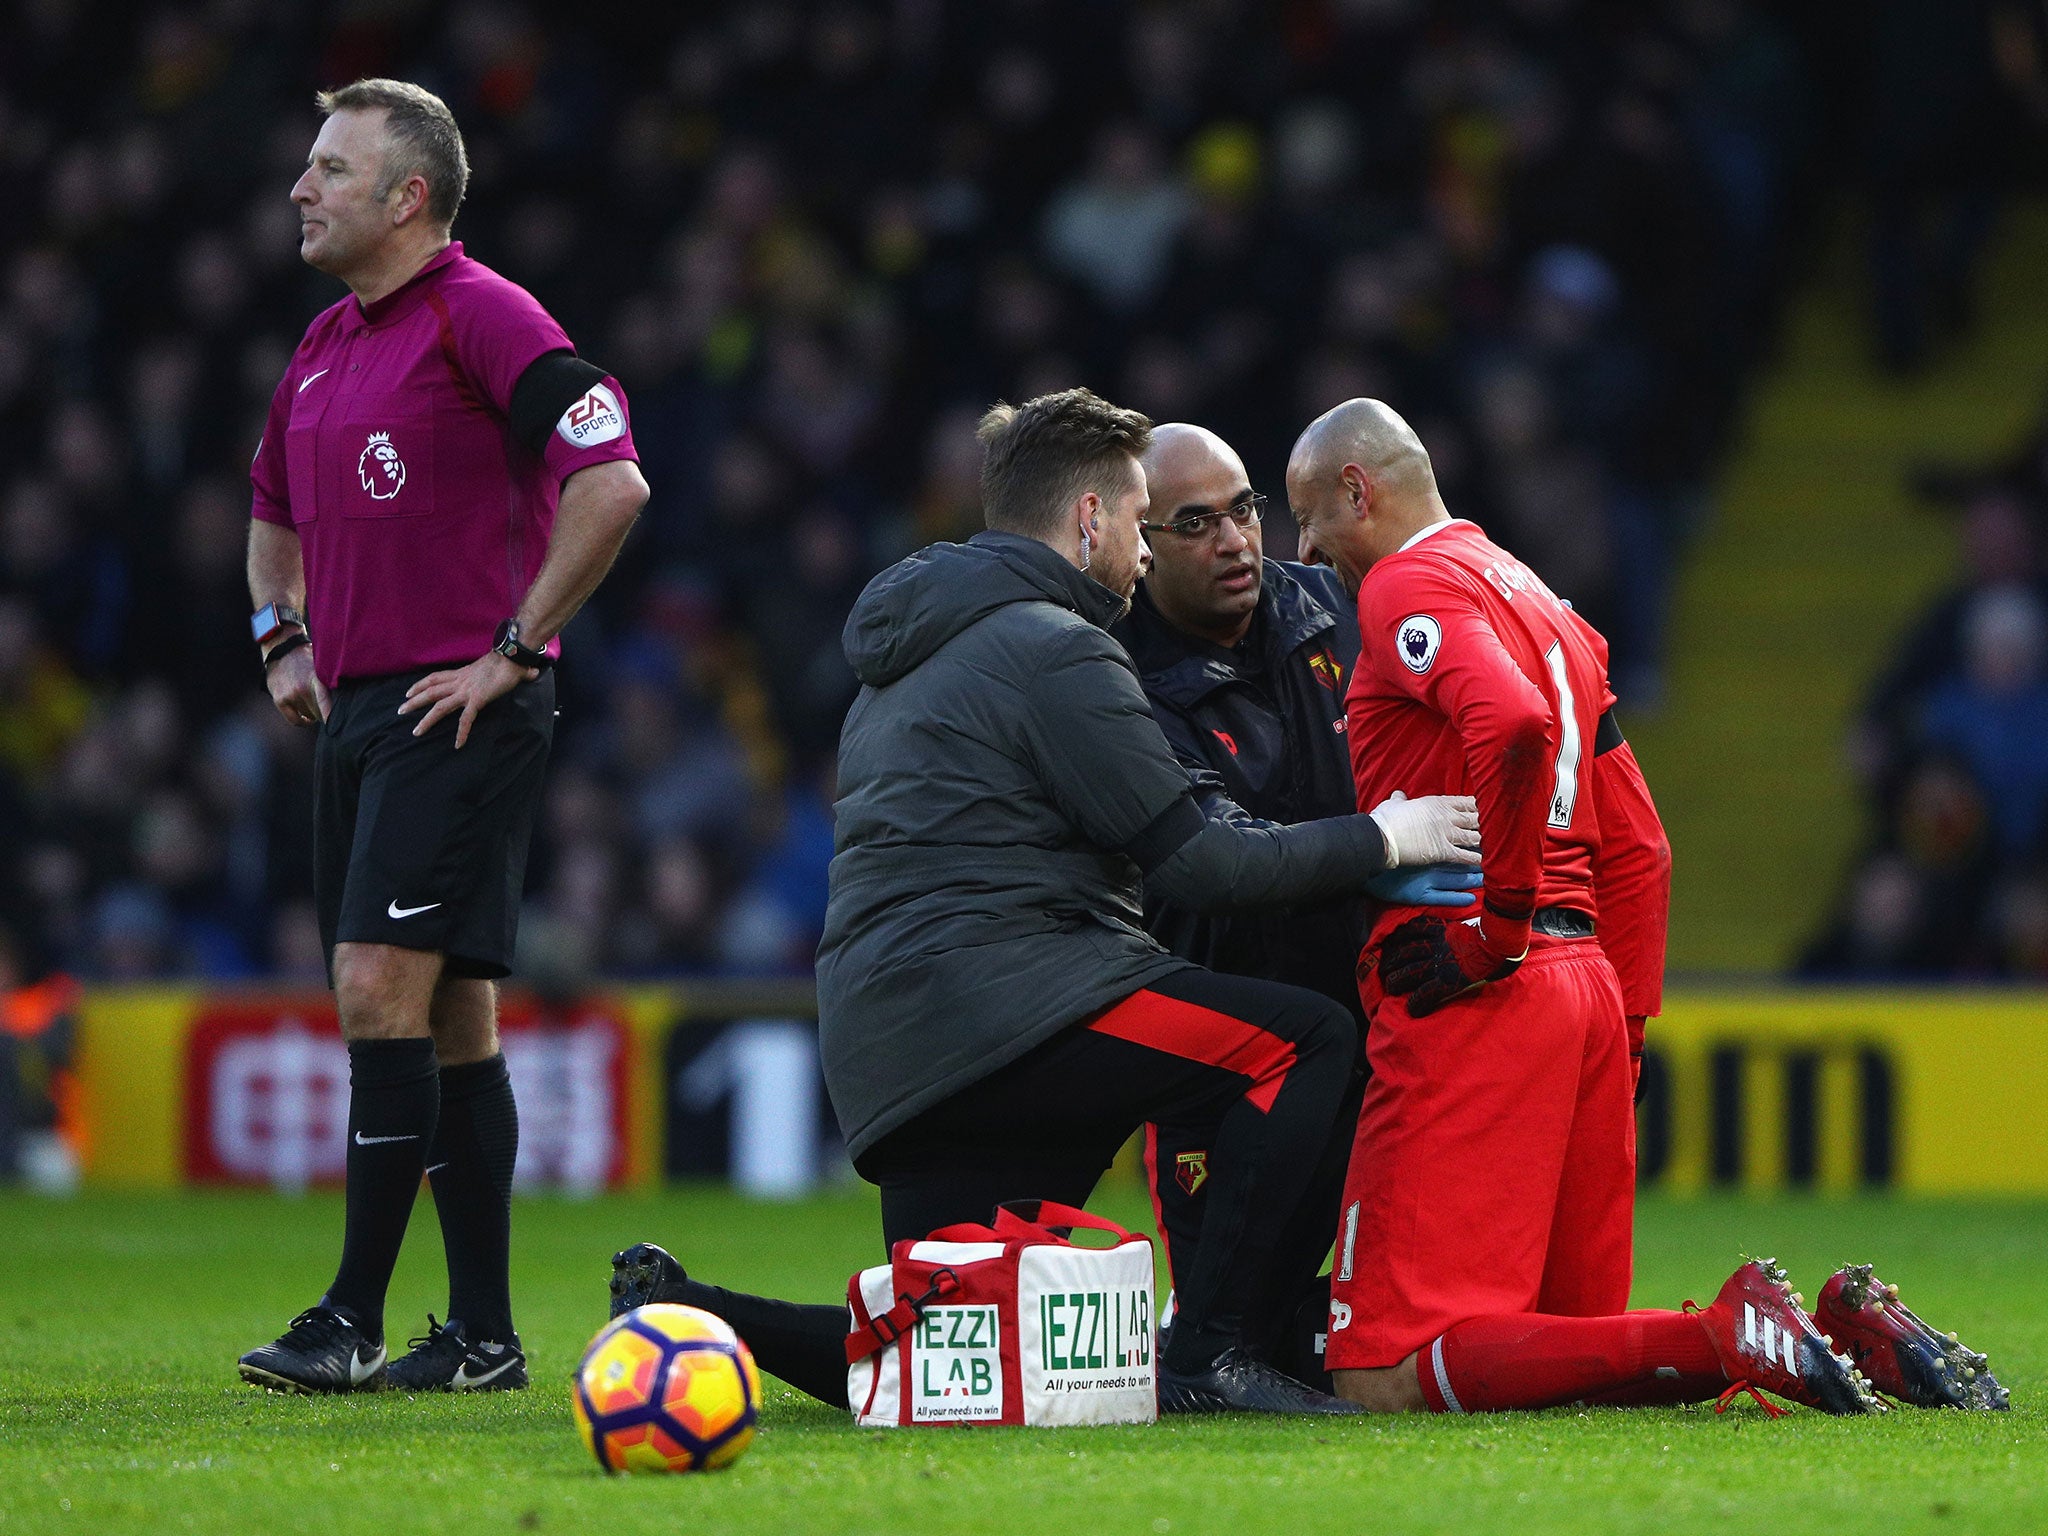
[75,987,197,1188]
[70,985,2048,1194]
[1637,991,2048,1195]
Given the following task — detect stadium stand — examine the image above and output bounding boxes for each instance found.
[1804,453,2048,980]
[0,1,1987,983]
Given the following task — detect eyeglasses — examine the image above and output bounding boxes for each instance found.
[1141,492,1267,540]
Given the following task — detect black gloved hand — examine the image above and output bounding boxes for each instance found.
[1379,915,1524,1017]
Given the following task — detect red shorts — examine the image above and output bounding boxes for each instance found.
[1324,936,1635,1371]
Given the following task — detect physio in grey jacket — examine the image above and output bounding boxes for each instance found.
[819,501,1476,1164]
[611,388,1477,1417]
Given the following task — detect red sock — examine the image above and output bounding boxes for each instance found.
[1578,1373,1728,1407]
[1414,1310,1725,1412]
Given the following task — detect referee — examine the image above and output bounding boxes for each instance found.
[236,80,647,1394]
[607,389,1480,1415]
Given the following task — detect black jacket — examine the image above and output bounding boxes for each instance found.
[1112,559,1368,1022]
[820,533,1397,1156]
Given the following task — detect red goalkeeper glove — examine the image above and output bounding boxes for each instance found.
[1379,914,1526,1017]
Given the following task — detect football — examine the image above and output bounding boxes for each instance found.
[570,1304,761,1474]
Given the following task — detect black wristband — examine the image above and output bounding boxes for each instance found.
[1356,811,1390,873]
[1121,793,1205,874]
[262,632,310,669]
[492,617,554,671]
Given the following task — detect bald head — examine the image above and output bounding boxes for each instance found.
[1139,421,1264,646]
[1284,398,1447,593]
[1142,422,1244,490]
[1288,398,1436,500]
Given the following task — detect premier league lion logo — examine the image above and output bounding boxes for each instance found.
[1396,614,1441,674]
[358,431,407,500]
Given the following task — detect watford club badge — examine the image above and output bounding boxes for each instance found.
[1174,1151,1209,1196]
[1307,649,1343,692]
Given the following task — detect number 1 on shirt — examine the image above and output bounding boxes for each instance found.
[1543,641,1582,829]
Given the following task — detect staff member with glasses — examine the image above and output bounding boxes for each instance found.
[1111,423,1481,1388]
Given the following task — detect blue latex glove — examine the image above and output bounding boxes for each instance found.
[1364,864,1484,908]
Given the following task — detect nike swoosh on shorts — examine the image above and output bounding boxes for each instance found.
[354,1131,420,1145]
[387,901,441,919]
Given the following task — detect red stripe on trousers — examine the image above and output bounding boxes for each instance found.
[1087,988,1296,1113]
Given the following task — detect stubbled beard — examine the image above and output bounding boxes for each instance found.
[1084,564,1136,618]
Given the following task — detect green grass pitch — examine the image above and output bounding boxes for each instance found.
[1,1187,2042,1535]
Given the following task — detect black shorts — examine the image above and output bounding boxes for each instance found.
[314,668,555,981]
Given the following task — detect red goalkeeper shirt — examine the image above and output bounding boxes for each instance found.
[1346,518,1619,953]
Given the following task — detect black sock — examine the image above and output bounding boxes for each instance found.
[425,1054,520,1342]
[676,1279,851,1410]
[324,1038,440,1338]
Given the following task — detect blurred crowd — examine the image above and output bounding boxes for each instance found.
[1804,454,2048,981]
[0,0,2017,985]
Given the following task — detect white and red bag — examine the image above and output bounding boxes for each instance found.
[844,1200,1157,1427]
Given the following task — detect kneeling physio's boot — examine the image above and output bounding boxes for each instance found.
[609,1241,692,1319]
[1158,1345,1364,1415]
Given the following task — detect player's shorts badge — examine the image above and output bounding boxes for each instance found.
[358,431,407,500]
[1397,614,1441,674]
[1174,1150,1209,1196]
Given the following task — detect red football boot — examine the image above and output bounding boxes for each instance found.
[1685,1258,1882,1416]
[1815,1263,2010,1411]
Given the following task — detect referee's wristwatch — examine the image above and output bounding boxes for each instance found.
[492,618,554,671]
[251,603,306,647]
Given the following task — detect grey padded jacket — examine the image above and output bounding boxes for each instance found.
[817,530,1393,1157]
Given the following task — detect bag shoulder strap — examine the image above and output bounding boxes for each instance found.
[924,1222,1003,1243]
[844,1266,961,1364]
[991,1200,1142,1244]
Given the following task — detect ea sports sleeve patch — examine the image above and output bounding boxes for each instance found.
[509,349,610,456]
[555,382,626,450]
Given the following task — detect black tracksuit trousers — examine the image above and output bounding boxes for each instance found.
[664,966,1354,1407]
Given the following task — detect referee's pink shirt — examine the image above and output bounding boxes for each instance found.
[251,242,640,688]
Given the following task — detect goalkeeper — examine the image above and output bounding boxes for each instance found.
[1110,421,1479,1387]
[608,388,1479,1416]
